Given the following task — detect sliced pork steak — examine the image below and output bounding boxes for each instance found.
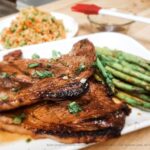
[0,81,130,143]
[0,39,96,111]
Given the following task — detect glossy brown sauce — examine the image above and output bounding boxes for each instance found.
[0,130,30,143]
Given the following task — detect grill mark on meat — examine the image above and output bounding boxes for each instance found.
[35,127,121,138]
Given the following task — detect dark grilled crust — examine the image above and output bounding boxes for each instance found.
[0,110,127,144]
[35,127,122,144]
[39,81,89,100]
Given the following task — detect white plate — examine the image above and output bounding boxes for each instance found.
[0,32,150,150]
[0,12,78,50]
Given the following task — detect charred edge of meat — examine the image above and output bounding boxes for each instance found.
[35,127,122,139]
[39,81,89,100]
[82,109,130,123]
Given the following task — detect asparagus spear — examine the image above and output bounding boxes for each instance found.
[115,50,150,65]
[133,93,150,102]
[115,51,150,71]
[121,61,150,76]
[105,66,150,91]
[96,58,115,94]
[102,55,150,76]
[105,61,150,82]
[115,91,150,111]
[96,47,150,71]
[96,47,113,57]
[112,78,147,94]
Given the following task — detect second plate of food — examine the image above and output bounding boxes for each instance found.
[0,7,78,50]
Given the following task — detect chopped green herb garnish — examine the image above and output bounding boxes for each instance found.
[52,50,61,59]
[28,63,39,68]
[0,95,8,101]
[13,113,25,124]
[32,53,40,59]
[76,64,86,74]
[0,72,9,78]
[34,70,54,79]
[68,101,82,114]
[26,138,32,143]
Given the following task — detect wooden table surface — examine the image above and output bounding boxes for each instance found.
[0,0,150,150]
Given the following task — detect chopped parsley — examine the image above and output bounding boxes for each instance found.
[13,113,25,124]
[32,53,40,59]
[52,50,61,59]
[75,64,86,74]
[34,70,54,79]
[0,72,9,78]
[28,63,39,68]
[0,95,8,101]
[68,101,82,114]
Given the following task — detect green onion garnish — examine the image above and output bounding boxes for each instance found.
[68,101,82,114]
[0,95,8,101]
[13,113,25,124]
[52,50,61,59]
[35,70,54,79]
[28,63,39,68]
[0,72,9,78]
[32,53,40,59]
[76,64,86,75]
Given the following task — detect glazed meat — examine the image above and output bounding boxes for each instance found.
[0,39,96,111]
[0,81,130,143]
[0,39,130,144]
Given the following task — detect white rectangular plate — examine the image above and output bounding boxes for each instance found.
[0,32,150,150]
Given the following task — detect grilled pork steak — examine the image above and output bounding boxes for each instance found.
[0,39,96,111]
[0,81,130,143]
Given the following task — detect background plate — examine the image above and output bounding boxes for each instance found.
[0,32,150,150]
[0,12,78,50]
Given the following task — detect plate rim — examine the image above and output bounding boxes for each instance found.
[0,11,79,50]
[0,32,150,150]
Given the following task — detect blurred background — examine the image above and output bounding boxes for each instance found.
[17,0,55,8]
[0,0,55,17]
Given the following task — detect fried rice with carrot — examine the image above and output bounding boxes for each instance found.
[0,7,66,48]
